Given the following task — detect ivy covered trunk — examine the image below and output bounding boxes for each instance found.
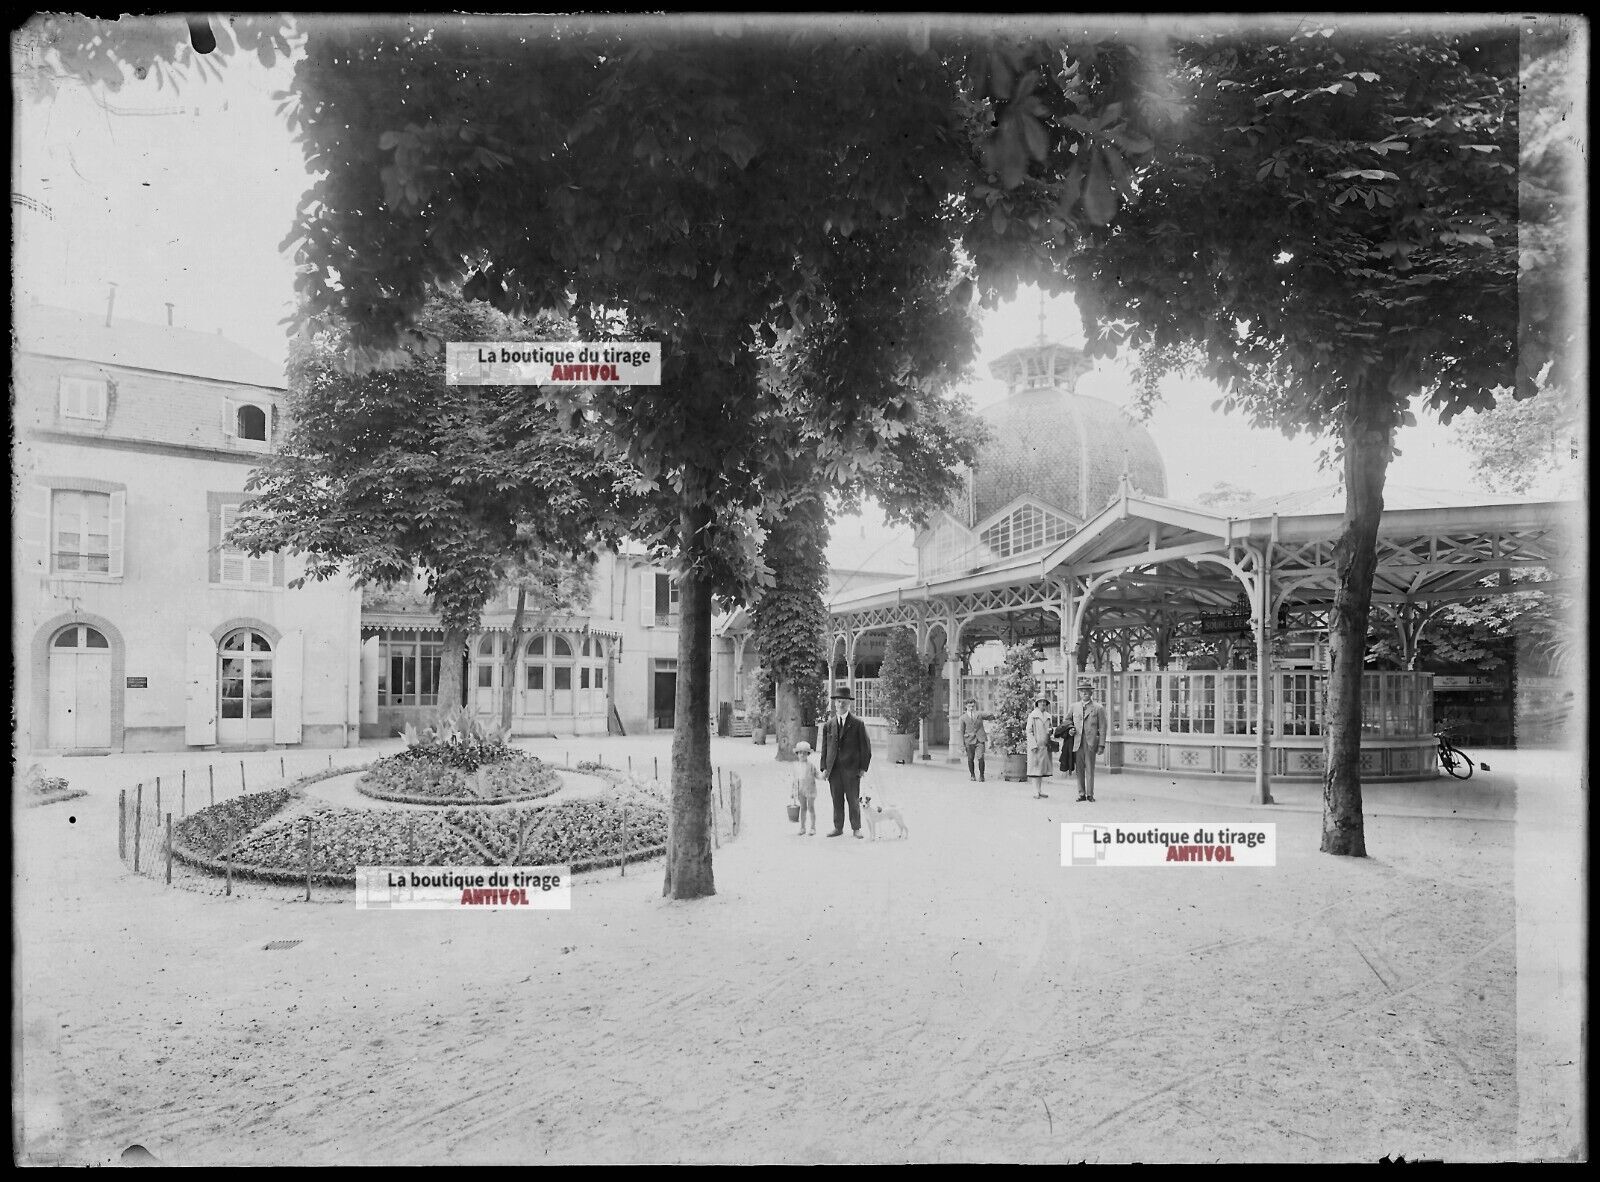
[435,625,468,728]
[773,680,802,761]
[663,502,715,900]
[1321,386,1393,857]
[499,585,527,734]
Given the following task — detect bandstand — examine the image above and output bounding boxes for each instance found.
[824,342,1577,794]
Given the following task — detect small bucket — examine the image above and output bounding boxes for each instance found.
[786,803,801,822]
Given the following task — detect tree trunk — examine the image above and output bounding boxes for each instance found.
[499,585,527,734]
[773,680,801,760]
[663,501,715,900]
[435,625,468,727]
[1321,386,1394,857]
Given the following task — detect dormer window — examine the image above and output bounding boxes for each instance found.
[59,376,108,423]
[236,404,267,440]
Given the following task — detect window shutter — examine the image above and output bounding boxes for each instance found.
[20,484,51,576]
[274,630,304,744]
[107,490,126,577]
[209,499,223,582]
[639,569,655,627]
[360,636,380,725]
[185,630,218,746]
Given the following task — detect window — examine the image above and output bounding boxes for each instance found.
[59,376,108,422]
[52,489,111,573]
[655,573,681,626]
[54,624,109,649]
[554,666,572,690]
[218,503,275,587]
[236,404,267,440]
[979,504,1072,559]
[378,630,443,706]
[525,665,544,691]
[580,667,590,689]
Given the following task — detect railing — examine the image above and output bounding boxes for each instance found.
[947,669,1432,740]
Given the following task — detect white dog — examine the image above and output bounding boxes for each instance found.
[859,794,908,840]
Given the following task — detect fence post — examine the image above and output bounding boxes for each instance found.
[708,786,720,850]
[717,766,723,808]
[328,751,333,769]
[304,817,314,903]
[732,774,741,839]
[209,764,215,807]
[133,784,143,873]
[226,826,234,897]
[628,755,632,774]
[280,755,286,779]
[155,776,161,819]
[620,798,628,877]
[654,756,659,780]
[118,789,127,860]
[240,761,247,792]
[408,817,417,867]
[181,768,187,817]
[165,813,173,885]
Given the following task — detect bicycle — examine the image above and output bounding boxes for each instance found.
[1434,729,1479,780]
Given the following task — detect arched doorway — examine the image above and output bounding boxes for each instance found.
[218,629,274,746]
[48,623,112,748]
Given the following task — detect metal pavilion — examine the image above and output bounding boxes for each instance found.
[825,481,1579,798]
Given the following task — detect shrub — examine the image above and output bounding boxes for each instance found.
[878,629,936,735]
[995,643,1039,754]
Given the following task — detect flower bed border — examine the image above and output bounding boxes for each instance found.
[168,763,666,887]
[354,756,561,807]
[29,788,89,807]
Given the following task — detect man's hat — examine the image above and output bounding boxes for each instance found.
[1077,679,1095,690]
[830,686,855,700]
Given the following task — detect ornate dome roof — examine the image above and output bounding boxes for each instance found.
[968,342,1167,527]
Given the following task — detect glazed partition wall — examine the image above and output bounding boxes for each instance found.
[944,670,1432,740]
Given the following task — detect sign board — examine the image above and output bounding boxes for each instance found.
[1199,615,1252,636]
[126,676,148,689]
[1434,675,1498,691]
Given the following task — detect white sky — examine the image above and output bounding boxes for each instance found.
[12,30,1484,530]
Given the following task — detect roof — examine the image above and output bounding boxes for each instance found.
[1234,483,1539,516]
[14,303,284,389]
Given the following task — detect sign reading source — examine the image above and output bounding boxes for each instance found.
[445,342,660,386]
[1061,823,1277,867]
[355,865,572,909]
[126,676,148,688]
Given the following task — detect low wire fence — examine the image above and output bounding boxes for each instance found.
[114,746,743,899]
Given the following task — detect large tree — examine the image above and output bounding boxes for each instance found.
[280,19,1022,898]
[229,297,637,722]
[1015,24,1535,854]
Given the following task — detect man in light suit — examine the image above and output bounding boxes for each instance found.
[819,686,872,838]
[1071,680,1108,802]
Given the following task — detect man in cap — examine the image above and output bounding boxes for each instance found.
[1026,692,1054,798]
[959,699,992,781]
[1070,680,1109,801]
[819,685,872,838]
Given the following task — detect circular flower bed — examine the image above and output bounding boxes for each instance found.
[356,748,561,805]
[172,793,667,884]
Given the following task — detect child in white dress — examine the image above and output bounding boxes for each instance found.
[791,741,820,835]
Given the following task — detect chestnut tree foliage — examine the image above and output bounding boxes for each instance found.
[228,298,638,720]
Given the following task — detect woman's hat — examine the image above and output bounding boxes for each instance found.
[1034,694,1050,706]
[829,687,855,700]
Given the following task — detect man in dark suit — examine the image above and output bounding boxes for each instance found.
[819,685,872,838]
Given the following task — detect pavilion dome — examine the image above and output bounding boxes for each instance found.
[968,342,1167,527]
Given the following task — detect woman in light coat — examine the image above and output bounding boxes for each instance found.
[1026,694,1053,799]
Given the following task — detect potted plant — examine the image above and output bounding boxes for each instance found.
[750,667,775,745]
[995,642,1038,781]
[797,673,826,750]
[879,629,935,765]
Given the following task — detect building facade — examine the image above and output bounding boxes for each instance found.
[13,304,363,754]
[359,553,688,739]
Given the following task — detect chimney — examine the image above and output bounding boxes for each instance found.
[105,282,118,327]
[165,302,174,326]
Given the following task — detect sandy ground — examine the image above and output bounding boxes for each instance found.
[14,736,1586,1164]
